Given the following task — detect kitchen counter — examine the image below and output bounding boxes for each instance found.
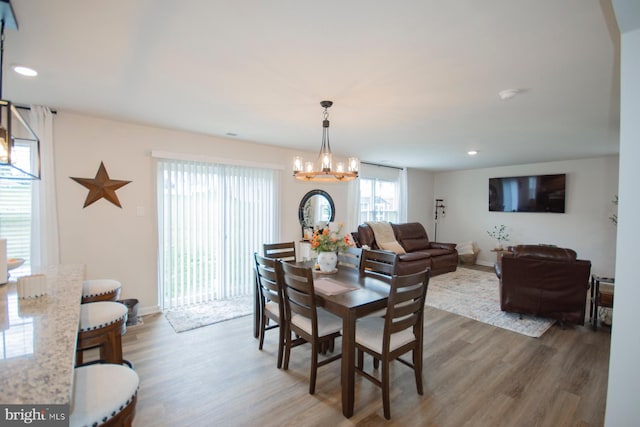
[0,264,85,405]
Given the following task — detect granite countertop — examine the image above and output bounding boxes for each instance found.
[0,264,85,405]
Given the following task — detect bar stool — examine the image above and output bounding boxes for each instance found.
[70,363,139,427]
[77,301,128,366]
[82,279,122,303]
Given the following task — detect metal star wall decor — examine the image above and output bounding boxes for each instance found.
[70,162,131,208]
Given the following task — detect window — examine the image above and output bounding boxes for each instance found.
[359,178,400,223]
[0,179,32,276]
[156,157,278,310]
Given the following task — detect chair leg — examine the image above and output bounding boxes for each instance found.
[276,323,284,369]
[373,357,380,370]
[101,330,124,365]
[414,347,423,395]
[382,358,391,420]
[283,326,291,370]
[309,341,318,395]
[258,314,266,350]
[319,341,327,355]
[357,348,364,370]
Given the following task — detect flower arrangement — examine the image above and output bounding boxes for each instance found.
[487,224,510,249]
[310,223,354,253]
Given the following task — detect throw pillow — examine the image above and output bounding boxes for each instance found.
[456,241,474,255]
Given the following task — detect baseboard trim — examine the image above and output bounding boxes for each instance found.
[139,305,161,316]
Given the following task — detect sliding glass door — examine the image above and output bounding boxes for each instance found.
[156,158,278,310]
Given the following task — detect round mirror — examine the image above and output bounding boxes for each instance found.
[298,190,335,238]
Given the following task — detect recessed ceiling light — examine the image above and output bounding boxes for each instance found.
[12,65,38,77]
[467,150,478,156]
[498,88,525,101]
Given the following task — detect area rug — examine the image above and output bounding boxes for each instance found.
[427,268,555,338]
[165,295,253,333]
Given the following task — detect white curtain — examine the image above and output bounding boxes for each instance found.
[29,105,60,270]
[346,179,360,234]
[156,158,278,310]
[398,167,408,222]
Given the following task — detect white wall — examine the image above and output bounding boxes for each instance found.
[53,111,350,313]
[605,6,640,424]
[433,157,619,274]
[406,168,435,229]
[52,110,620,313]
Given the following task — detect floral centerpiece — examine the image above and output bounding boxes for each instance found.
[487,224,510,250]
[310,223,353,272]
[310,223,353,252]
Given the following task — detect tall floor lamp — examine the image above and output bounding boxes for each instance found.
[434,199,446,242]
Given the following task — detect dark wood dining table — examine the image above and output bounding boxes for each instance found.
[311,266,391,418]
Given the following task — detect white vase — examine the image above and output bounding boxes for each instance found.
[317,251,338,272]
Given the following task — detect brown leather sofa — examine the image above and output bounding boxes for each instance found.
[495,245,591,325]
[351,222,458,276]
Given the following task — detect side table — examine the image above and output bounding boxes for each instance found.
[589,274,615,330]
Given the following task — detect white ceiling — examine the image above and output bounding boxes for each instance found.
[3,0,620,171]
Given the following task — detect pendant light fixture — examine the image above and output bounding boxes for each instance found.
[293,100,358,182]
[0,0,40,180]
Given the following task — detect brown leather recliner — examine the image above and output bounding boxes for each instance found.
[495,245,591,325]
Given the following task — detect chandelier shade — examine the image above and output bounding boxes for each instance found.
[0,1,41,180]
[0,100,41,180]
[293,101,359,182]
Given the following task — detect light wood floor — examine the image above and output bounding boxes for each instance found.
[121,285,611,427]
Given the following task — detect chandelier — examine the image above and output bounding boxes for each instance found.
[293,100,358,182]
[0,1,41,180]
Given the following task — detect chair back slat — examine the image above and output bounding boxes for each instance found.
[384,269,430,349]
[360,249,398,280]
[254,253,282,305]
[337,247,363,269]
[263,242,297,262]
[278,261,318,330]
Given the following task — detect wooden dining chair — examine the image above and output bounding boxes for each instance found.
[254,253,286,368]
[277,260,342,395]
[337,247,363,270]
[354,268,431,420]
[263,241,297,262]
[359,248,398,281]
[254,242,295,339]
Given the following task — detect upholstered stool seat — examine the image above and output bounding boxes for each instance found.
[70,363,139,427]
[77,301,128,366]
[82,279,122,303]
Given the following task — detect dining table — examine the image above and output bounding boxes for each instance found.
[0,264,85,410]
[310,265,391,418]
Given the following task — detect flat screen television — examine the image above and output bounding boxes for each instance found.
[489,174,566,213]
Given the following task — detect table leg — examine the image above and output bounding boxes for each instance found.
[341,312,356,418]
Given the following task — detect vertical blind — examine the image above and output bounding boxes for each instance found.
[157,158,278,310]
[0,179,32,276]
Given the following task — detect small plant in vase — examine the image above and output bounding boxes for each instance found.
[310,223,354,272]
[487,225,510,250]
